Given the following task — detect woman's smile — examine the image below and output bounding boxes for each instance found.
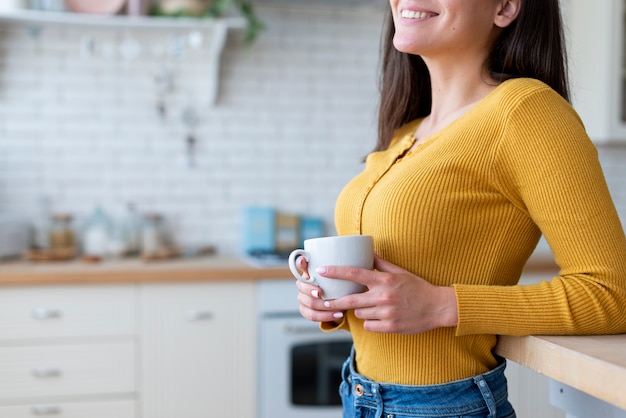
[400,9,439,19]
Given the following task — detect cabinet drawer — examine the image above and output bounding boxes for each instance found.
[0,342,135,401]
[0,400,135,418]
[0,285,136,341]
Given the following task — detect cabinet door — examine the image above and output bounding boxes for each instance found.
[140,282,256,418]
[0,284,136,341]
[0,400,136,418]
[0,342,136,400]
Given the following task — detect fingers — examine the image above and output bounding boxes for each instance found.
[295,278,321,299]
[312,255,406,287]
[373,254,409,273]
[296,255,310,279]
[314,264,377,287]
[295,279,345,322]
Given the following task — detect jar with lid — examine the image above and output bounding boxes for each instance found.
[123,202,143,255]
[142,213,164,257]
[49,213,75,251]
[82,206,111,258]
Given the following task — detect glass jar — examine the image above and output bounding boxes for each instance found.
[82,206,111,258]
[142,213,164,257]
[49,213,75,250]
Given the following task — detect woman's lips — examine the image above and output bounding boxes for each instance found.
[400,9,438,19]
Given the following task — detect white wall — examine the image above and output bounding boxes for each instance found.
[0,5,384,254]
[0,4,625,256]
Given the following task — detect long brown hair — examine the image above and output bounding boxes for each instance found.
[375,0,569,152]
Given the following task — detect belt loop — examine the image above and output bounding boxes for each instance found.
[370,383,384,418]
[473,375,497,418]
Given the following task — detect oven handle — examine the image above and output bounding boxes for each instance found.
[282,322,325,334]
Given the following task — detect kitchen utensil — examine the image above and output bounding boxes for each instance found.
[182,106,199,168]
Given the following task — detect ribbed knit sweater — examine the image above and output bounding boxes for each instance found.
[330,78,626,385]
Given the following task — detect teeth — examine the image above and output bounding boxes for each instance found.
[401,10,432,19]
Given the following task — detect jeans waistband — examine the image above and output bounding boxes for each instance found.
[341,347,512,417]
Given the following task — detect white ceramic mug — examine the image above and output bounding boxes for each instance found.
[288,235,374,300]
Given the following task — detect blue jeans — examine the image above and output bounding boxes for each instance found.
[340,348,516,418]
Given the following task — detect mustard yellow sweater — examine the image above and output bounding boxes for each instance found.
[331,78,626,385]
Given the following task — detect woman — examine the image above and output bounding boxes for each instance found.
[295,0,626,417]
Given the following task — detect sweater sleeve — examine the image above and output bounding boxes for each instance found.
[454,87,626,336]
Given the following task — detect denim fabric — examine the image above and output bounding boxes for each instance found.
[340,349,516,418]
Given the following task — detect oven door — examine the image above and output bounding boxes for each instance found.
[259,313,352,418]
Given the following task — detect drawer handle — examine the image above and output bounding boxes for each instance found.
[186,310,213,321]
[31,308,62,320]
[32,368,62,378]
[283,323,325,335]
[31,405,61,415]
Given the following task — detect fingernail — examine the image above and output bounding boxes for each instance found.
[311,289,320,298]
[324,301,331,308]
[333,312,344,319]
[315,266,327,274]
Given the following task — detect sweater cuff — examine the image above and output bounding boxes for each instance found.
[453,283,493,336]
[453,283,526,336]
[320,317,349,332]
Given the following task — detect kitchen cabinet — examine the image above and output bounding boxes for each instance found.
[140,281,257,418]
[565,0,626,143]
[0,284,138,417]
[0,400,135,418]
[0,256,578,417]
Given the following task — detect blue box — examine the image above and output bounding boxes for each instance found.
[240,206,276,255]
[299,217,325,246]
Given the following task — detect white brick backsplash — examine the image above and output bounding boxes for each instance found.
[1,4,625,256]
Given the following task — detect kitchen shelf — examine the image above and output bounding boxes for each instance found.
[0,9,248,105]
[0,9,246,29]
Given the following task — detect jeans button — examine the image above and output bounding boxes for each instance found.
[354,383,364,396]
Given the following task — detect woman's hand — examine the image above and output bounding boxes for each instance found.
[293,256,338,323]
[295,255,459,334]
[294,256,346,324]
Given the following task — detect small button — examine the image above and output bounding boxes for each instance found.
[354,384,364,396]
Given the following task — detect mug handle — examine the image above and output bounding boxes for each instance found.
[288,249,318,285]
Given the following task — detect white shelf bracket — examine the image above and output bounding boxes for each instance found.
[207,21,229,106]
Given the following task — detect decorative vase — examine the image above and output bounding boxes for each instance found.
[64,0,127,14]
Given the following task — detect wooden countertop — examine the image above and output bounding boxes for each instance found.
[0,256,292,285]
[0,250,558,285]
[0,249,559,286]
[495,334,626,410]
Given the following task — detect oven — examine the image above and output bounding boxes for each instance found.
[258,279,352,418]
